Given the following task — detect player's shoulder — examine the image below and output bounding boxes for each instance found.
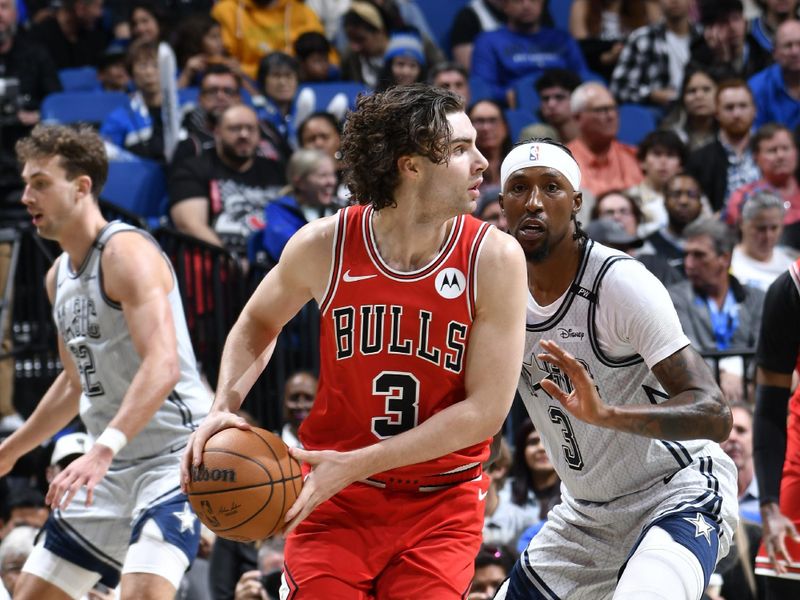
[478,226,525,265]
[282,212,339,257]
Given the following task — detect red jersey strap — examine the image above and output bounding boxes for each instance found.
[466,221,491,320]
[319,207,348,313]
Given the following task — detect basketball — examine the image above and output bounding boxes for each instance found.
[187,427,303,542]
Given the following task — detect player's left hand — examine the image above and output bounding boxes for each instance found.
[282,446,364,535]
[45,444,114,510]
[538,339,612,426]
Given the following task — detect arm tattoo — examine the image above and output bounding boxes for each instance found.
[613,346,732,442]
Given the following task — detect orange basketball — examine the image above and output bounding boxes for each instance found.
[187,427,303,542]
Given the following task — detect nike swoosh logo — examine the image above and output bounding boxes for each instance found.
[343,270,377,282]
[478,488,488,501]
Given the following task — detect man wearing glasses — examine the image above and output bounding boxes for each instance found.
[566,82,643,204]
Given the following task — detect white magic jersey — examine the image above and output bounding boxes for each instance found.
[520,239,734,503]
[53,221,210,462]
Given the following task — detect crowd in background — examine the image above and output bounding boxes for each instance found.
[0,0,799,598]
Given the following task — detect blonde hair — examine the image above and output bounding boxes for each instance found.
[284,148,332,195]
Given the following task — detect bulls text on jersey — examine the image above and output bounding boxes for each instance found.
[332,304,468,374]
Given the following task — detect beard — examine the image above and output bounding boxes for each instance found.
[523,239,551,263]
[220,142,252,168]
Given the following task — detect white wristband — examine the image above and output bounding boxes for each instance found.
[94,427,128,456]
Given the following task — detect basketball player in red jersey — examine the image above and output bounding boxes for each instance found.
[753,259,800,598]
[181,84,528,597]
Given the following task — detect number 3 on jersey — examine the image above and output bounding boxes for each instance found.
[371,371,420,439]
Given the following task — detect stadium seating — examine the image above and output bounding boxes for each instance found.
[58,67,100,92]
[416,0,470,54]
[41,91,129,126]
[616,103,658,146]
[505,108,535,143]
[101,159,168,221]
[296,82,370,120]
[549,0,574,31]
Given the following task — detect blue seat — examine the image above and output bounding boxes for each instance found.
[617,103,658,146]
[58,67,100,92]
[101,159,168,219]
[548,0,574,31]
[416,0,470,52]
[505,108,535,143]
[41,91,129,125]
[511,74,542,113]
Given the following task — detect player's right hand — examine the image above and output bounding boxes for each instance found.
[180,410,252,493]
[761,501,800,574]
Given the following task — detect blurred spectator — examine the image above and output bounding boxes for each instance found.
[128,0,166,44]
[567,81,643,200]
[297,111,347,202]
[210,536,258,600]
[692,0,773,80]
[750,0,800,53]
[100,39,168,164]
[294,31,337,82]
[569,0,661,81]
[428,61,470,105]
[232,537,284,600]
[97,42,131,92]
[278,370,318,448]
[627,129,687,236]
[253,52,301,147]
[340,0,390,87]
[172,64,243,167]
[730,189,794,291]
[212,0,326,80]
[173,12,250,91]
[724,124,800,234]
[610,0,702,108]
[591,189,643,238]
[45,432,89,483]
[586,213,684,285]
[518,68,581,144]
[28,0,110,70]
[660,63,719,151]
[0,0,60,203]
[687,79,759,212]
[450,0,506,71]
[722,401,761,523]
[668,217,765,403]
[641,171,705,269]
[472,0,589,105]
[375,31,426,91]
[0,486,47,540]
[468,99,512,191]
[169,104,285,255]
[483,438,538,547]
[0,525,37,596]
[252,149,337,263]
[176,524,215,600]
[749,19,800,130]
[467,544,515,600]
[507,418,561,524]
[475,191,507,231]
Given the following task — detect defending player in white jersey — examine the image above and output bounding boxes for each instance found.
[0,125,210,600]
[496,139,739,600]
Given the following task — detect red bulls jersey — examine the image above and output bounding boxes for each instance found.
[300,204,492,489]
[788,259,800,483]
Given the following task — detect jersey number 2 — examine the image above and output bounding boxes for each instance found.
[70,344,105,397]
[371,371,420,439]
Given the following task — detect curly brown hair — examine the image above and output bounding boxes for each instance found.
[16,124,109,197]
[341,83,464,210]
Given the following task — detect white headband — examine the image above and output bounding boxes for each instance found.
[500,142,581,191]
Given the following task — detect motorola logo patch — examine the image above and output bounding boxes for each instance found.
[435,268,466,299]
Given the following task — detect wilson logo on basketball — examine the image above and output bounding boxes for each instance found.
[192,466,237,483]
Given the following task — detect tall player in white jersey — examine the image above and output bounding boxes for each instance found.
[0,125,210,600]
[495,139,739,600]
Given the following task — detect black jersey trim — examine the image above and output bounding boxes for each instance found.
[587,255,646,368]
[526,239,593,332]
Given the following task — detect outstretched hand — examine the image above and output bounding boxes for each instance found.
[46,445,114,509]
[282,446,365,535]
[538,339,611,427]
[180,410,252,492]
